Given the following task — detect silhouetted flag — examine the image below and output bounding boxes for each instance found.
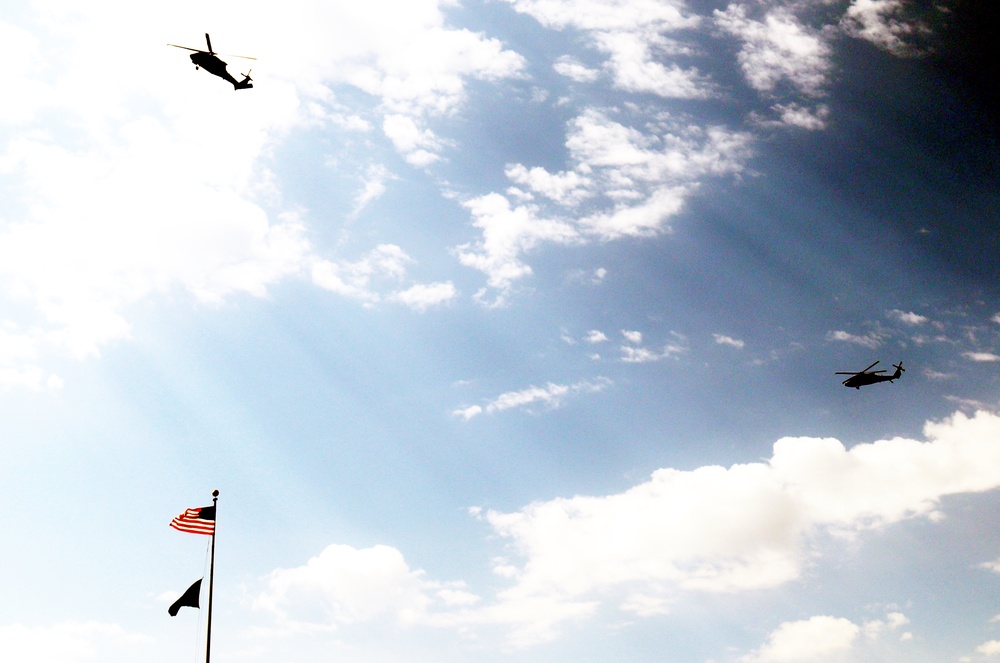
[168,579,203,616]
[170,506,216,535]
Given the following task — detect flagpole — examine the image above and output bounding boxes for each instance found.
[205,489,219,663]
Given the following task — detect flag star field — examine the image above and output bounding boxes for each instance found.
[1,1,999,661]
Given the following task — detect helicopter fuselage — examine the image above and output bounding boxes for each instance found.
[841,365,904,389]
[170,34,254,90]
[189,52,250,89]
[843,373,894,389]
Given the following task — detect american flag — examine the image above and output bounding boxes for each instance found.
[170,506,216,535]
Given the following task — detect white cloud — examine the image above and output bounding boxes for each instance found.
[862,611,910,640]
[505,0,708,99]
[352,164,396,216]
[382,114,445,166]
[0,127,312,360]
[389,281,457,311]
[476,411,1000,639]
[0,622,151,663]
[622,329,643,344]
[772,102,830,130]
[0,365,62,391]
[887,612,909,629]
[585,330,609,344]
[592,30,713,99]
[505,164,593,206]
[745,612,914,661]
[553,55,600,83]
[252,0,526,117]
[0,1,528,383]
[504,0,696,33]
[248,412,1000,648]
[826,330,885,349]
[889,309,929,325]
[460,594,600,648]
[311,245,454,310]
[840,0,929,56]
[485,383,570,414]
[311,244,413,305]
[568,110,752,185]
[964,352,1000,363]
[254,543,472,631]
[579,184,689,239]
[0,323,63,389]
[620,343,686,363]
[741,616,859,662]
[618,330,686,361]
[452,404,484,421]
[458,108,752,297]
[715,5,833,98]
[714,333,745,349]
[0,22,53,124]
[454,377,612,419]
[978,640,1000,657]
[945,396,996,414]
[456,193,580,305]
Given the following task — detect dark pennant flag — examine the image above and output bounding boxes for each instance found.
[168,578,203,616]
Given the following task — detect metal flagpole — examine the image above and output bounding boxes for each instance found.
[205,490,219,663]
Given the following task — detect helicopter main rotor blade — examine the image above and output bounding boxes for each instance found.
[861,360,880,373]
[168,43,207,53]
[205,33,214,54]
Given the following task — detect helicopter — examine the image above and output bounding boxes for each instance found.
[168,33,255,90]
[836,360,905,389]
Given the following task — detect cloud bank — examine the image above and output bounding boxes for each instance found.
[255,409,1000,647]
[0,0,521,386]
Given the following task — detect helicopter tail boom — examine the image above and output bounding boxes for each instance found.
[234,72,253,90]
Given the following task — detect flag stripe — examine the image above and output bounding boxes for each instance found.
[170,507,215,535]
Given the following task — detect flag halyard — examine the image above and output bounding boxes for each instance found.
[170,506,216,535]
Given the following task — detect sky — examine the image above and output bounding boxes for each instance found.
[1,0,999,661]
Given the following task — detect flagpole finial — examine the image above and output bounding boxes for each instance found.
[212,489,219,498]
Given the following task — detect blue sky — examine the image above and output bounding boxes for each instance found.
[2,1,1000,661]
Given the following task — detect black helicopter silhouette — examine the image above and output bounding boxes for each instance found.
[168,33,255,90]
[836,360,905,389]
